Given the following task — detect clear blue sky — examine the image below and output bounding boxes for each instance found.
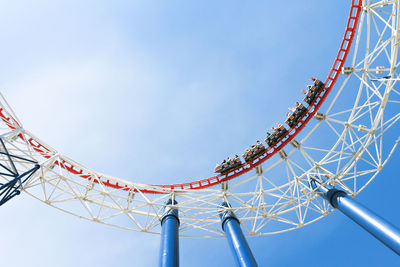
[0,0,399,266]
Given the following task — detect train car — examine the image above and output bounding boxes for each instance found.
[286,104,307,127]
[215,157,242,174]
[304,79,325,105]
[243,143,266,162]
[265,125,288,147]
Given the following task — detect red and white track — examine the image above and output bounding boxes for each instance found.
[0,1,362,193]
[0,0,399,237]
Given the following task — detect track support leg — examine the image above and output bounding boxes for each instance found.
[159,198,180,267]
[310,178,400,255]
[219,202,258,267]
[0,138,39,206]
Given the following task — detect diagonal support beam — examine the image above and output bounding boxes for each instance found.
[219,202,258,267]
[310,177,400,255]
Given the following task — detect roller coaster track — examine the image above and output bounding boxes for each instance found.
[2,0,399,238]
[0,0,362,193]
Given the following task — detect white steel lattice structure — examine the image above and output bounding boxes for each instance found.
[0,0,399,238]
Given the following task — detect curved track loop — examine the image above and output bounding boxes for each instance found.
[0,1,362,193]
[0,0,399,237]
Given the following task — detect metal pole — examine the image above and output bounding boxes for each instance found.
[310,178,400,255]
[159,198,180,267]
[219,202,258,267]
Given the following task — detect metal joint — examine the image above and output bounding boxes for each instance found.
[161,199,180,226]
[219,201,239,231]
[278,149,287,159]
[221,181,228,191]
[325,188,347,208]
[290,139,300,148]
[314,112,325,120]
[255,165,263,176]
[341,67,354,74]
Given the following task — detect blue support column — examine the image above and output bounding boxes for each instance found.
[159,198,180,267]
[219,202,258,267]
[310,178,400,255]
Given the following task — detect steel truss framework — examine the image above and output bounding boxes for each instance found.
[0,138,39,206]
[0,0,399,238]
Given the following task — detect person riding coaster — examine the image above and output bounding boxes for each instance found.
[214,154,242,174]
[265,124,288,147]
[243,140,266,162]
[286,103,307,127]
[303,78,325,105]
[215,77,323,174]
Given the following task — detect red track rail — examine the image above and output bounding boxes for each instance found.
[0,0,362,194]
